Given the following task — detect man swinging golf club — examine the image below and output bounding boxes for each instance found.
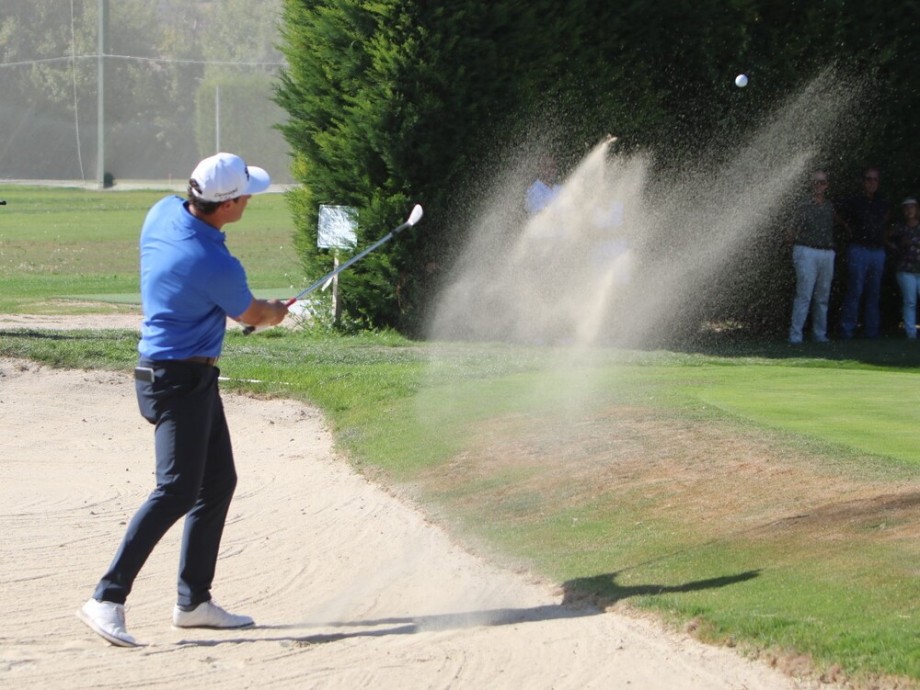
[78,152,288,647]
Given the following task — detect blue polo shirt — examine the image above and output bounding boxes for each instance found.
[138,196,253,360]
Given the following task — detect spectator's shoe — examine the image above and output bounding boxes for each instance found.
[77,598,141,647]
[172,600,254,629]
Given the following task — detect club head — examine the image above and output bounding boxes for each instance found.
[407,204,424,226]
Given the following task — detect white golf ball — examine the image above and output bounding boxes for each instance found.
[735,74,748,88]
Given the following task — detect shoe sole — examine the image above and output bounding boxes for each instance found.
[172,621,255,630]
[77,609,142,648]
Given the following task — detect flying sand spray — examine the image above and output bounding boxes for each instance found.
[429,71,861,353]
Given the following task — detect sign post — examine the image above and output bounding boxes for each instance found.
[317,205,358,322]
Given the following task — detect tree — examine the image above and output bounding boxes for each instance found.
[0,0,200,179]
[195,0,290,178]
[275,0,920,337]
[277,0,584,331]
[0,0,293,181]
[0,1,103,177]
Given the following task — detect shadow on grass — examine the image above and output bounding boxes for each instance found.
[561,570,761,609]
[667,333,920,369]
[0,328,130,341]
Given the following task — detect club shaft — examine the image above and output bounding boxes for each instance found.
[243,218,413,335]
[290,221,409,303]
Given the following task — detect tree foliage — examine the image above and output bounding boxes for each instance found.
[0,0,287,180]
[277,0,575,331]
[0,0,166,177]
[276,0,920,336]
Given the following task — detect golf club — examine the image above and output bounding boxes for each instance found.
[243,203,424,335]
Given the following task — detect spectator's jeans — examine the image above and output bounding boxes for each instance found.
[896,271,920,339]
[840,244,886,338]
[789,244,835,343]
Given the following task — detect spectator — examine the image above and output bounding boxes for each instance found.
[887,197,920,339]
[787,170,837,344]
[525,154,562,216]
[839,166,890,339]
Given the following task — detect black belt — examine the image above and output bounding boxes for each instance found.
[181,356,218,366]
[134,356,217,382]
[796,243,834,250]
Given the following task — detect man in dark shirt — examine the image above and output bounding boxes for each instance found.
[839,166,890,339]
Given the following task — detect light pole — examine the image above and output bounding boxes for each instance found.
[96,0,107,189]
[215,84,220,152]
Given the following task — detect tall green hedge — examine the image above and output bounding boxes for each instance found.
[276,0,920,336]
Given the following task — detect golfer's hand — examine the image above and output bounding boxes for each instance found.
[263,299,289,326]
[237,298,289,328]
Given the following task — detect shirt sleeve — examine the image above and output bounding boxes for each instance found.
[203,255,254,318]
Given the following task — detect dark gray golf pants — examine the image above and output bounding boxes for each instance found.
[93,359,237,609]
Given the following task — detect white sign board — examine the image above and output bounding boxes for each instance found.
[317,204,358,250]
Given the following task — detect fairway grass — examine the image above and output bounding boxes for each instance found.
[0,185,300,313]
[695,366,920,466]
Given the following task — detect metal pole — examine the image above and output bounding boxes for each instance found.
[215,84,220,153]
[96,0,107,189]
[332,250,341,323]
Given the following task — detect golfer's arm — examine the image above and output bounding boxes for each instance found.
[235,298,288,327]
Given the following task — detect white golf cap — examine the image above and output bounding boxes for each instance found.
[903,197,918,206]
[189,152,271,202]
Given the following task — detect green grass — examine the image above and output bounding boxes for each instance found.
[3,328,919,686]
[1,185,918,688]
[693,366,920,463]
[0,185,301,312]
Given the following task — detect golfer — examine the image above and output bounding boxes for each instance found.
[78,152,288,647]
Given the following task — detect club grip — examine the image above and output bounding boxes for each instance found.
[242,297,295,336]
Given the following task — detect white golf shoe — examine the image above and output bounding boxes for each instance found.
[77,598,141,647]
[172,600,254,629]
